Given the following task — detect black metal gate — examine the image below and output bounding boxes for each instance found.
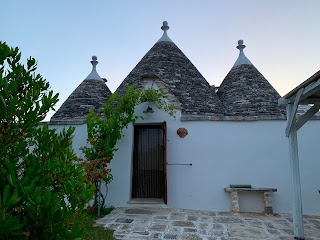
[132,124,164,199]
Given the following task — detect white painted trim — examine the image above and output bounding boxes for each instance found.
[287,105,305,239]
[84,56,103,81]
[296,104,320,131]
[288,78,320,104]
[157,21,173,43]
[299,98,320,105]
[157,32,173,43]
[233,50,252,67]
[286,88,304,137]
[300,78,320,101]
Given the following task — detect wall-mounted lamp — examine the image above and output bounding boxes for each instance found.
[143,106,154,115]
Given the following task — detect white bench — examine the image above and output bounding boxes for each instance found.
[224,187,277,214]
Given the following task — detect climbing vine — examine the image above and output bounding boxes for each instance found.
[140,88,175,115]
[81,85,174,208]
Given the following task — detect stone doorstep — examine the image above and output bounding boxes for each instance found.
[127,198,165,205]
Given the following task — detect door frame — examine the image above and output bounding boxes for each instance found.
[131,122,167,204]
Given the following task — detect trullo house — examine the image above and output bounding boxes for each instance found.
[48,21,320,215]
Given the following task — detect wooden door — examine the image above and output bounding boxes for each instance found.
[132,123,166,201]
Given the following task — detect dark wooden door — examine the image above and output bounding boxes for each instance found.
[132,123,166,200]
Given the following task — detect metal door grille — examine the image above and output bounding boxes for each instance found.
[132,125,164,198]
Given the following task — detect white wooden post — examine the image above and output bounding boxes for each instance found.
[287,103,304,239]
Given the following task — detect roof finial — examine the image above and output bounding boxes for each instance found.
[233,39,252,67]
[85,56,103,81]
[237,40,245,51]
[161,21,169,32]
[91,56,98,68]
[157,21,173,43]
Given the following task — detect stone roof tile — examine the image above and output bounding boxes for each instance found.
[116,40,224,115]
[217,64,286,118]
[217,40,286,119]
[51,79,111,121]
[51,57,111,121]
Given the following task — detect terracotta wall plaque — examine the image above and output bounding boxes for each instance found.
[177,128,188,138]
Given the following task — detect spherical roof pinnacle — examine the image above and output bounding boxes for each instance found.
[157,20,173,43]
[237,39,246,51]
[233,39,252,67]
[85,55,103,80]
[161,21,169,32]
[90,56,98,66]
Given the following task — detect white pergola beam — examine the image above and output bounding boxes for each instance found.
[299,98,320,105]
[288,78,320,104]
[301,78,320,100]
[296,104,320,131]
[287,104,305,239]
[283,75,320,240]
[286,88,304,137]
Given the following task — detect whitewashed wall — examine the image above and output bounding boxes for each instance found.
[47,124,88,155]
[48,105,320,215]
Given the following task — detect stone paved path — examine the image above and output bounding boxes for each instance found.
[95,207,320,240]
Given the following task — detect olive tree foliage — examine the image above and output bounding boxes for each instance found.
[0,42,94,239]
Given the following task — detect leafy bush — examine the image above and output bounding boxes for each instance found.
[0,42,94,239]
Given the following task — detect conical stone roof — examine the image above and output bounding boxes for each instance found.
[217,40,286,119]
[51,56,111,122]
[116,21,224,116]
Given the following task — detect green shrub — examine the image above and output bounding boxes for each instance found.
[0,42,94,239]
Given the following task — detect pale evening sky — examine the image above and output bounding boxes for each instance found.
[1,1,320,120]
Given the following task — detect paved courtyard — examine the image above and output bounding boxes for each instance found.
[95,207,320,240]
